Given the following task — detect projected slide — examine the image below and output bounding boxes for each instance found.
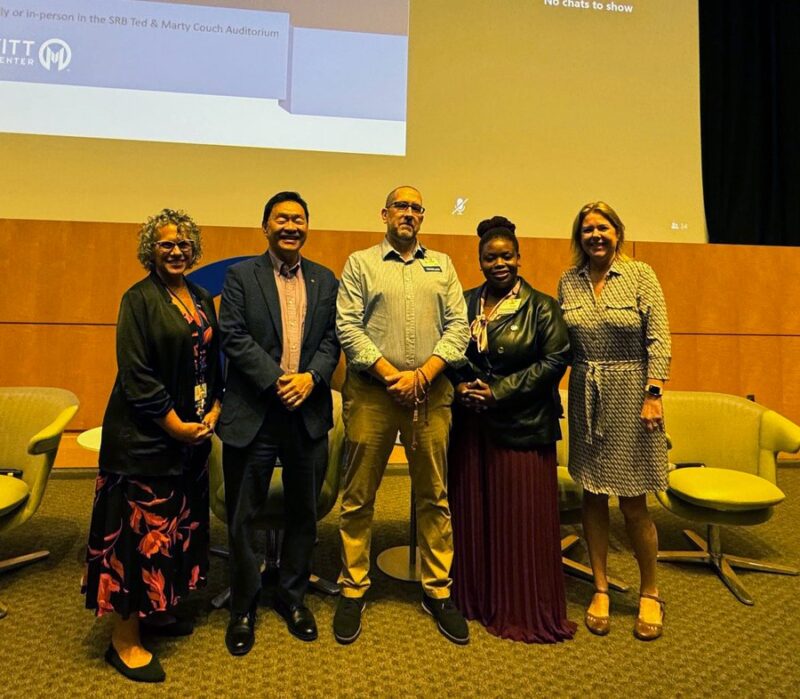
[1,1,706,243]
[0,0,409,154]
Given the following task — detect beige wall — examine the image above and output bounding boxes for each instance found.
[1,218,798,467]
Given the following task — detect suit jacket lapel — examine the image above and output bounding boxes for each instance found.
[254,253,283,344]
[301,259,319,346]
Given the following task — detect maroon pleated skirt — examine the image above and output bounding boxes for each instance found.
[449,409,576,643]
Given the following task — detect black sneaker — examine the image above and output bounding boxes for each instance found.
[333,596,366,645]
[422,594,469,645]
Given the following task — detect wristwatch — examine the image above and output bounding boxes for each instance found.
[309,369,322,386]
[645,384,663,398]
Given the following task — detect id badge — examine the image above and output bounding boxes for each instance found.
[495,298,522,315]
[194,382,208,411]
[420,256,442,272]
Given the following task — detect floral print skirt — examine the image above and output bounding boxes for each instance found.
[83,448,210,618]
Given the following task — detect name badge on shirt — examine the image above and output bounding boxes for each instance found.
[495,298,522,315]
[194,382,208,413]
[420,256,442,272]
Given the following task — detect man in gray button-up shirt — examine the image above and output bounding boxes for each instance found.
[333,185,471,645]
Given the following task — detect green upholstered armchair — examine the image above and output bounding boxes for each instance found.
[657,391,800,605]
[556,389,628,592]
[208,390,346,607]
[0,387,79,618]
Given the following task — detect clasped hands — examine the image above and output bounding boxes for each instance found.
[384,370,423,407]
[276,372,315,411]
[455,379,496,412]
[161,401,220,446]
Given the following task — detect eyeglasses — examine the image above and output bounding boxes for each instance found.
[155,240,194,254]
[388,201,425,215]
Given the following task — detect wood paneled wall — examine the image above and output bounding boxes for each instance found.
[1,219,798,465]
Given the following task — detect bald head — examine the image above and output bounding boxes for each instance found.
[385,185,422,207]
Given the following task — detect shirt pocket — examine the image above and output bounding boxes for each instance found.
[559,302,583,329]
[603,300,640,331]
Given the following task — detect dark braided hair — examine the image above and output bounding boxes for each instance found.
[476,215,519,255]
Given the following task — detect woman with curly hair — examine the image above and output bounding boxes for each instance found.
[83,209,223,681]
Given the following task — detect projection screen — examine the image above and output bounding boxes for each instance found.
[0,0,705,242]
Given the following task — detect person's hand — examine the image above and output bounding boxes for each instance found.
[169,421,212,445]
[454,382,473,407]
[276,373,315,411]
[202,402,221,430]
[465,379,496,410]
[640,395,664,432]
[455,381,485,412]
[385,370,418,407]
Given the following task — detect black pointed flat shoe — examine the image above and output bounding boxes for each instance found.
[104,644,166,683]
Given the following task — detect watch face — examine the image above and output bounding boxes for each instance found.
[647,385,662,397]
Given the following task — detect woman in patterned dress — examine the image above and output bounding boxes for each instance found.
[557,202,670,641]
[83,209,223,681]
[449,216,576,643]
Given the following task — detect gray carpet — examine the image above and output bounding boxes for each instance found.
[2,466,800,697]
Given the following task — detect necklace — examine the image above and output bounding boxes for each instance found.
[158,277,203,329]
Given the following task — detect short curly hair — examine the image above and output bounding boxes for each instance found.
[137,208,203,272]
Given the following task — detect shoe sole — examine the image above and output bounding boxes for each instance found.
[333,601,366,645]
[421,601,469,645]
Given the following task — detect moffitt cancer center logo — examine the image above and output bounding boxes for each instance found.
[38,38,71,71]
[0,37,71,71]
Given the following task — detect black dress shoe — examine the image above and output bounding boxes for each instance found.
[104,644,165,683]
[225,611,256,656]
[274,598,318,642]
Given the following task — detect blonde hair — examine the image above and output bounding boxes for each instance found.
[570,201,627,268]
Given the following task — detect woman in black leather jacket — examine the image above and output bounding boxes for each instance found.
[448,216,576,643]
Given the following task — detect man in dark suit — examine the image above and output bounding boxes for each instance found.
[217,191,339,655]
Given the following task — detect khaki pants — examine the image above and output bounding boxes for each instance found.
[338,370,454,599]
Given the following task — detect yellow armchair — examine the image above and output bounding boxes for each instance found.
[0,387,79,618]
[657,391,800,605]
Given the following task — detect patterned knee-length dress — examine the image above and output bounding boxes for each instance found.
[557,260,671,496]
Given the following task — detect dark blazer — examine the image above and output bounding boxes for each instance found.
[99,273,223,476]
[449,277,571,449]
[216,253,340,448]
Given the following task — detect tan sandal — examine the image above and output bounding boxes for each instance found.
[584,589,610,636]
[633,592,665,641]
